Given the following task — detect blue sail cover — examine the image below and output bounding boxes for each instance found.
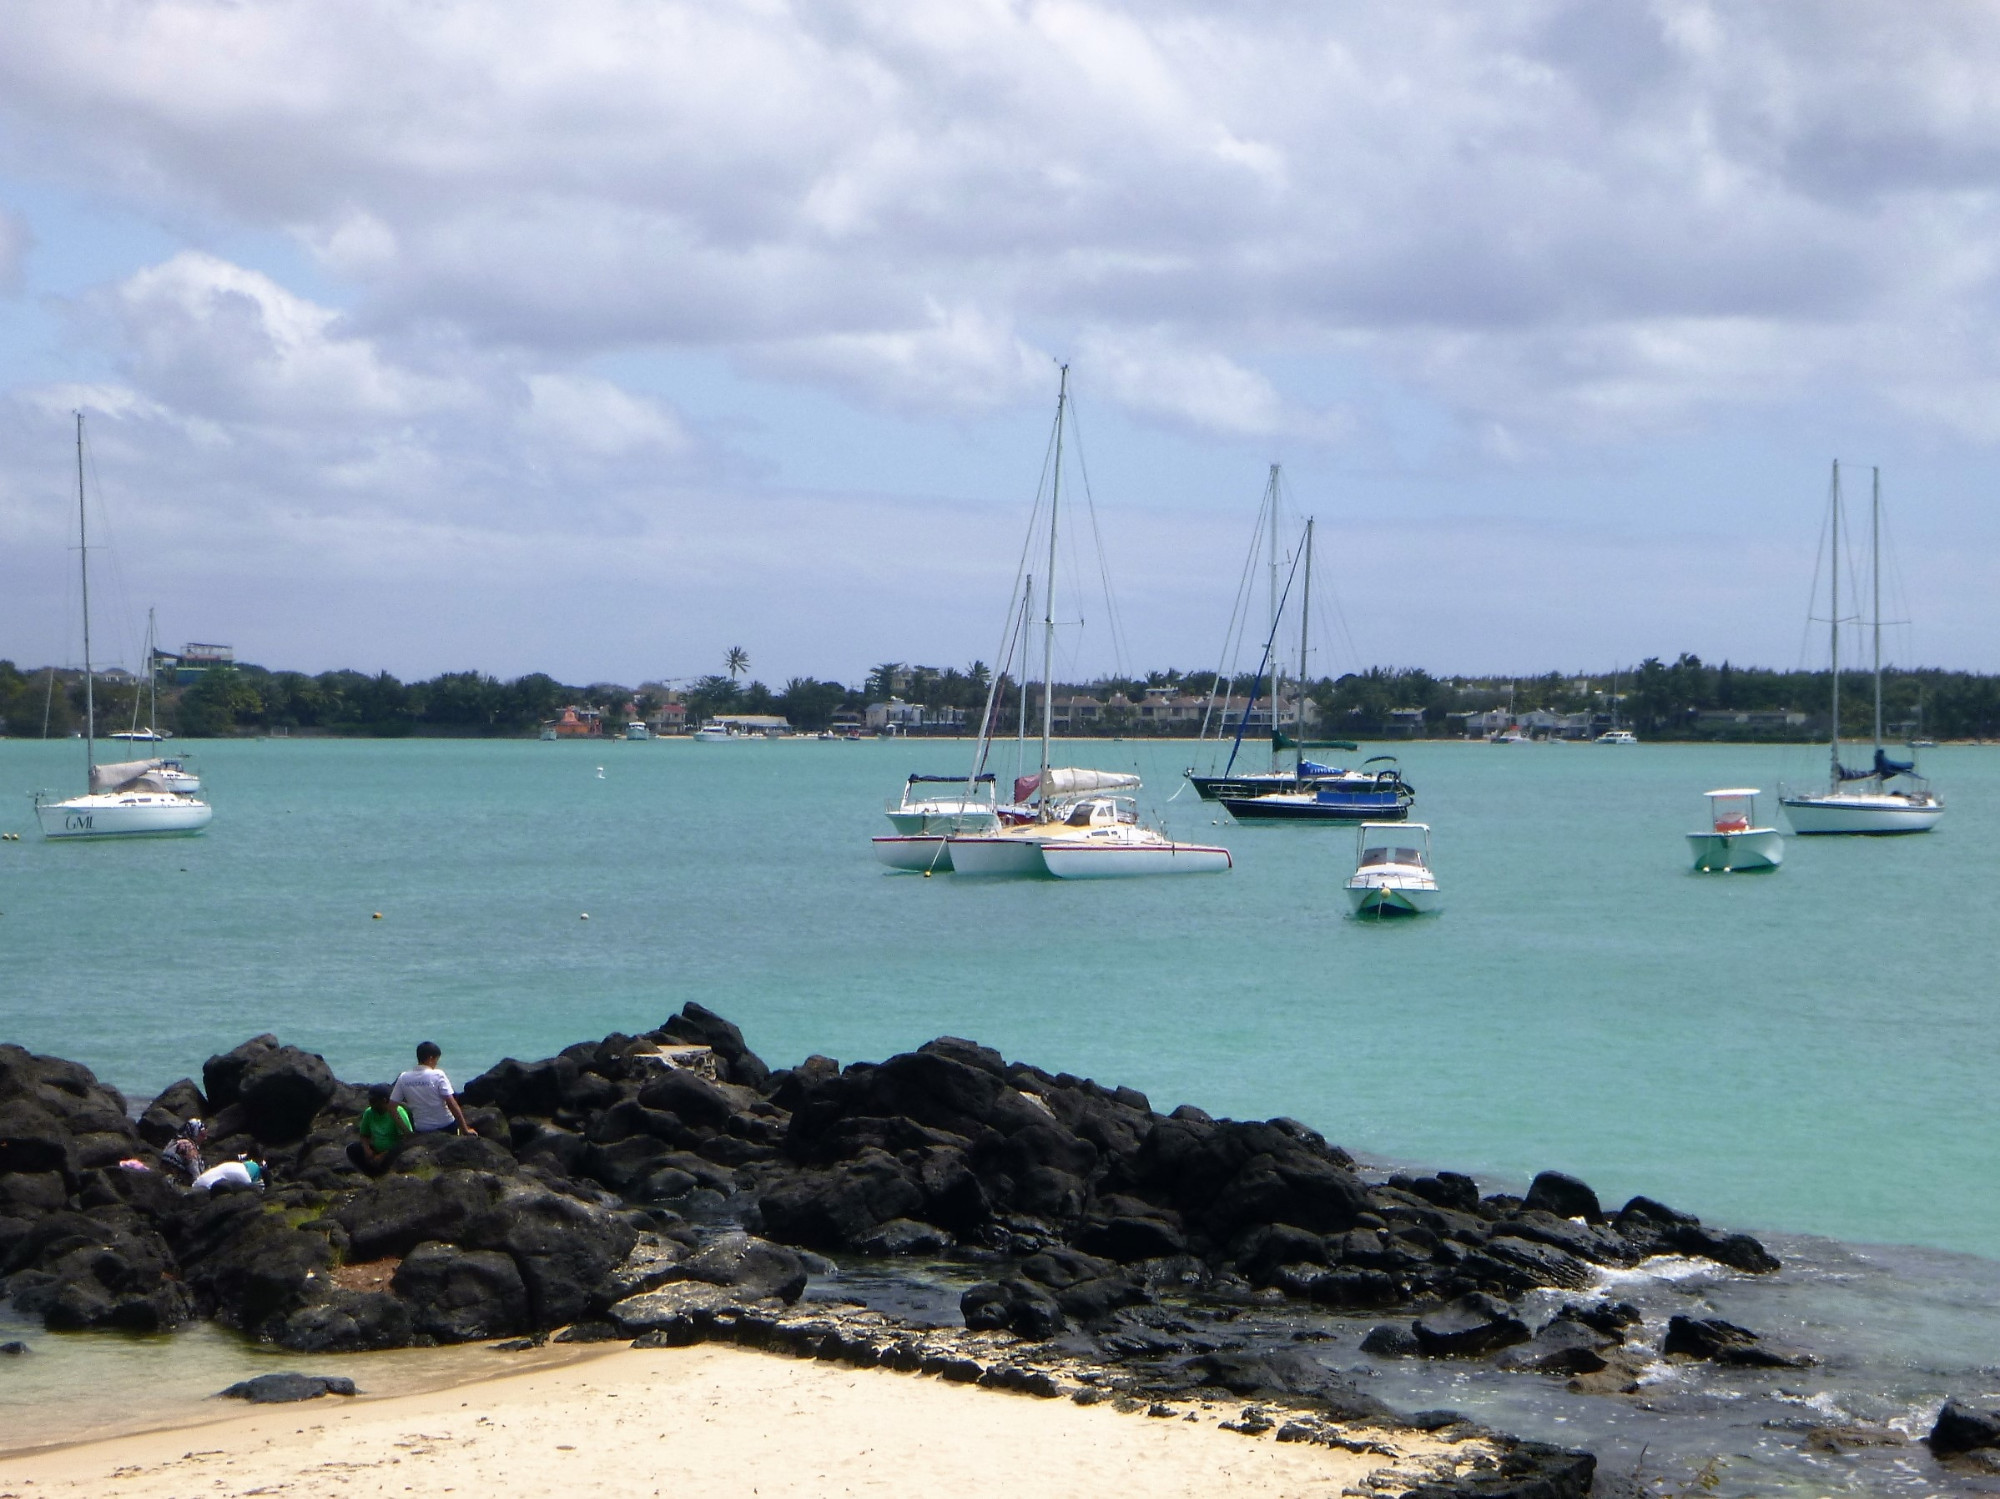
[1873,747,1917,779]
[1835,761,1875,781]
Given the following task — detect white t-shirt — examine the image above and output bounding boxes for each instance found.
[391,1065,458,1131]
[193,1161,261,1193]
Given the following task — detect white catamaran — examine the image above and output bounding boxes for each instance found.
[939,367,1230,879]
[1779,463,1942,835]
[34,415,214,841]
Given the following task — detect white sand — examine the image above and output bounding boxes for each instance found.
[0,1342,1461,1498]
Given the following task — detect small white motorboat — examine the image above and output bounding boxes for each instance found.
[625,721,651,740]
[1687,788,1784,872]
[1595,730,1639,746]
[1345,822,1441,916]
[693,721,748,743]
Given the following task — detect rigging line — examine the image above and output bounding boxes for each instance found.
[79,419,139,674]
[1794,486,1832,674]
[1221,530,1309,780]
[1196,483,1271,748]
[964,397,1062,790]
[1060,393,1131,682]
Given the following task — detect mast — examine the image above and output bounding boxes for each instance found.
[76,412,95,780]
[1871,467,1883,755]
[148,607,160,737]
[1016,574,1032,781]
[1266,464,1281,773]
[1039,367,1066,814]
[1829,461,1841,781]
[1296,517,1313,776]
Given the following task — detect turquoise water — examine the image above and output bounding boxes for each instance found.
[1,734,1993,1258]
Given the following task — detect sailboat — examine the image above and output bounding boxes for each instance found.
[1185,467,1371,801]
[1779,463,1942,835]
[34,414,214,840]
[1217,517,1412,822]
[943,367,1230,878]
[108,607,200,793]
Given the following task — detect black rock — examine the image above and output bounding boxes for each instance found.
[658,1003,771,1090]
[218,1372,359,1403]
[1361,1323,1419,1356]
[1178,1348,1394,1422]
[1663,1315,1814,1369]
[1413,1294,1531,1357]
[202,1036,279,1113]
[392,1242,530,1342]
[961,1277,1065,1339]
[235,1045,337,1143]
[1930,1399,2000,1458]
[279,1289,415,1352]
[668,1231,807,1303]
[1522,1171,1601,1222]
[0,1341,28,1355]
[852,1218,955,1257]
[1073,1214,1186,1262]
[1497,1317,1613,1376]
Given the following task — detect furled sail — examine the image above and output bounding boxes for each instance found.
[1873,747,1917,779]
[1014,767,1143,803]
[90,758,167,792]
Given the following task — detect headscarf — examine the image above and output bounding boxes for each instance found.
[161,1118,207,1181]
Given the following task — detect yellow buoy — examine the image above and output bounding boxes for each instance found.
[372,912,383,920]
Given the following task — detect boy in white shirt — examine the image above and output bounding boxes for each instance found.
[391,1041,470,1135]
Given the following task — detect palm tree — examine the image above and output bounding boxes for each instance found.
[725,647,750,681]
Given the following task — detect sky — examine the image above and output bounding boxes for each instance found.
[3,0,1999,687]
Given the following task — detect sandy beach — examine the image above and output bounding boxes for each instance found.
[0,1341,1461,1499]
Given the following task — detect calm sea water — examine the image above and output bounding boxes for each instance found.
[3,735,1997,1487]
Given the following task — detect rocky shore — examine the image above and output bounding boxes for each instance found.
[6,1006,1996,1490]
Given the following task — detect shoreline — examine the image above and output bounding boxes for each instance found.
[0,1340,1490,1499]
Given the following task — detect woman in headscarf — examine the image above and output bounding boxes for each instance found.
[161,1118,206,1183]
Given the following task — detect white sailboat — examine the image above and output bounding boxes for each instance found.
[35,415,213,840]
[941,367,1229,879]
[1779,464,1942,835]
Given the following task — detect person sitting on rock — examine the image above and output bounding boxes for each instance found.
[391,1041,469,1135]
[159,1118,207,1183]
[346,1085,414,1176]
[192,1158,264,1195]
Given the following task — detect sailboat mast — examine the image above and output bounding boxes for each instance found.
[148,606,160,737]
[1016,574,1032,781]
[1267,464,1280,773]
[1297,517,1313,775]
[1040,368,1066,811]
[1829,461,1841,780]
[1871,467,1883,753]
[76,412,95,779]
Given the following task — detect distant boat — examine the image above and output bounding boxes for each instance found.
[34,415,212,841]
[1595,730,1638,746]
[625,721,651,740]
[1345,822,1440,917]
[693,721,750,744]
[1779,463,1943,835]
[1687,788,1783,873]
[939,367,1228,879]
[111,608,200,792]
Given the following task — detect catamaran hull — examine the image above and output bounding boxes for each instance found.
[1039,843,1232,879]
[1686,829,1785,871]
[1779,796,1943,835]
[884,810,1000,835]
[1345,881,1441,916]
[944,837,1049,876]
[37,795,212,839]
[872,836,953,871]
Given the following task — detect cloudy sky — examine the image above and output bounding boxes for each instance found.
[2,0,1998,686]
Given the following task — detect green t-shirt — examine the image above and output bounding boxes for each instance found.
[357,1104,412,1153]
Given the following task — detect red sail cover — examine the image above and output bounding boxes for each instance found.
[1015,774,1040,805]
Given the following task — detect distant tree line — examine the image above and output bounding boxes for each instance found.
[4,651,2000,740]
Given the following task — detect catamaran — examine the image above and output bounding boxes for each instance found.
[1779,463,1942,835]
[934,367,1229,879]
[34,415,213,840]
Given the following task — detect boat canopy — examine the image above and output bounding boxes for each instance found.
[90,758,169,793]
[1703,788,1761,799]
[908,773,997,784]
[1015,767,1142,803]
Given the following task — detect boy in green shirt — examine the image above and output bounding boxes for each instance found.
[347,1085,413,1176]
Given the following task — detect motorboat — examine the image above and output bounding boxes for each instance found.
[1595,730,1639,746]
[1489,729,1530,744]
[884,773,1002,834]
[1779,463,1943,835]
[625,721,651,741]
[1345,822,1441,917]
[151,757,201,794]
[693,721,750,743]
[34,416,212,841]
[1687,788,1783,872]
